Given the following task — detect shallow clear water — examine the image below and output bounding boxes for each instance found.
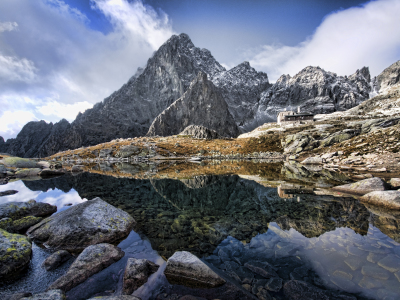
[0,168,400,300]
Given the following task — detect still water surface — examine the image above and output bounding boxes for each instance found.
[0,164,400,300]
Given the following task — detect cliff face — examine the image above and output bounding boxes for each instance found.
[147,72,240,138]
[375,60,400,92]
[255,66,371,122]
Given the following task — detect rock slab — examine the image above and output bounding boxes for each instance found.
[361,191,400,210]
[332,177,388,195]
[123,258,159,294]
[27,198,135,251]
[48,243,124,292]
[164,251,226,288]
[20,290,65,300]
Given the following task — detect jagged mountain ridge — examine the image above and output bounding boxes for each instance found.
[1,33,393,158]
[147,72,240,137]
[255,66,372,122]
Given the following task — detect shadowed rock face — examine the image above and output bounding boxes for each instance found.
[147,72,240,138]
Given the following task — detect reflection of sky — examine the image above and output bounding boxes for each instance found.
[0,180,86,212]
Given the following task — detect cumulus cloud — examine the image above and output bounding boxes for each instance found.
[248,0,400,81]
[0,0,175,140]
[0,110,39,139]
[0,21,18,32]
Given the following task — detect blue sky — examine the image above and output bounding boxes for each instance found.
[0,0,400,140]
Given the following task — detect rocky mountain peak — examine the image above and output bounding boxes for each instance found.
[292,66,336,85]
[147,71,240,138]
[275,74,291,86]
[376,60,400,92]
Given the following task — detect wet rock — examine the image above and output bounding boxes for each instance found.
[39,168,66,177]
[377,254,400,272]
[0,217,13,232]
[0,200,56,221]
[0,190,18,197]
[42,250,72,271]
[27,198,135,251]
[71,165,84,172]
[122,258,159,295]
[360,191,400,210]
[283,280,329,300]
[332,177,388,195]
[164,251,226,288]
[301,157,325,165]
[48,243,124,292]
[0,228,32,279]
[244,261,278,278]
[20,290,65,300]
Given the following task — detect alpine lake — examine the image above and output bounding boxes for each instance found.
[1,159,400,300]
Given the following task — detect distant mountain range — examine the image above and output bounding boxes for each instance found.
[1,33,398,158]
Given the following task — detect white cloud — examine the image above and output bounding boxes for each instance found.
[0,0,175,139]
[0,54,37,82]
[37,100,93,120]
[0,110,38,139]
[0,21,18,32]
[248,0,400,81]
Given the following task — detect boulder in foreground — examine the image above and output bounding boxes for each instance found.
[48,243,124,292]
[0,228,32,279]
[331,177,388,195]
[123,258,159,294]
[0,200,57,220]
[27,198,135,251]
[360,191,400,210]
[164,251,226,288]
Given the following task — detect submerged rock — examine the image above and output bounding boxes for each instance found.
[360,191,400,210]
[123,258,159,294]
[20,290,65,300]
[86,296,141,300]
[283,280,329,300]
[42,250,72,271]
[27,198,135,251]
[48,243,124,292]
[165,251,226,288]
[0,228,32,279]
[331,177,388,195]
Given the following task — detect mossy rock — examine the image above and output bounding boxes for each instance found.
[0,228,32,279]
[1,157,39,168]
[12,216,43,233]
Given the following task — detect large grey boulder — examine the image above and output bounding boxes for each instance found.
[122,258,159,295]
[164,251,226,288]
[42,250,72,271]
[27,198,135,251]
[0,228,32,279]
[360,191,400,210]
[179,125,221,139]
[0,200,57,220]
[15,168,42,178]
[331,177,388,195]
[48,243,124,292]
[20,290,65,300]
[147,72,240,138]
